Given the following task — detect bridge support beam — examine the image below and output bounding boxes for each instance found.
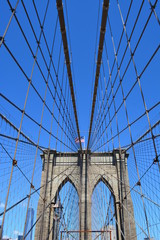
[79,151,92,240]
[114,150,137,240]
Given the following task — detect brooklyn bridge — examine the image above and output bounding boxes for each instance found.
[0,0,160,239]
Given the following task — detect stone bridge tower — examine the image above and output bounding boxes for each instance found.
[35,149,136,240]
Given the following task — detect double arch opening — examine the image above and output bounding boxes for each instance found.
[52,175,118,239]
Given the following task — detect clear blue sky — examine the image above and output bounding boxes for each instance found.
[0,0,160,147]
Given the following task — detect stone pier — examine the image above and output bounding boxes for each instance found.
[35,149,136,240]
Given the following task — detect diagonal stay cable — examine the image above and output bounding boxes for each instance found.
[0,94,77,152]
[0,113,44,152]
[0,143,43,200]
